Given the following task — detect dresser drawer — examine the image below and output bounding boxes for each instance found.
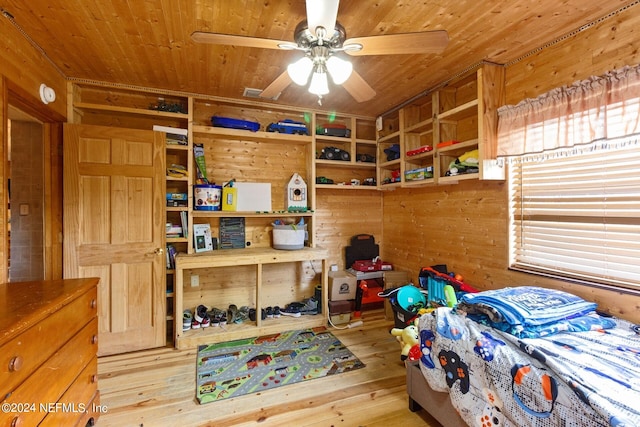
[40,356,98,426]
[1,318,98,427]
[0,288,97,399]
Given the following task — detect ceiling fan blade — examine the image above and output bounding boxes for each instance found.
[260,71,292,100]
[191,31,295,50]
[306,0,339,36]
[344,31,449,56]
[342,70,376,103]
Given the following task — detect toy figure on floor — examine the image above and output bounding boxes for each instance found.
[390,320,421,361]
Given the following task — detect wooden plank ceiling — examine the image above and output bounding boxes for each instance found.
[0,0,634,117]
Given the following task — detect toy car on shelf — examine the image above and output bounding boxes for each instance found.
[266,119,309,135]
[316,176,335,184]
[211,115,260,132]
[406,145,433,156]
[319,146,351,161]
[316,123,351,138]
[357,153,376,163]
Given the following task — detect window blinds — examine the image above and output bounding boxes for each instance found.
[509,141,640,290]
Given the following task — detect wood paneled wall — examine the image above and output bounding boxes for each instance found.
[0,18,67,283]
[382,5,640,323]
[315,190,382,270]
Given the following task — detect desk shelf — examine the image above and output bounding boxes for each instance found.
[174,247,328,349]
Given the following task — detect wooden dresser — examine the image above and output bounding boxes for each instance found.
[0,278,100,427]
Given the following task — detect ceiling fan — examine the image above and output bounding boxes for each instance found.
[191,0,449,104]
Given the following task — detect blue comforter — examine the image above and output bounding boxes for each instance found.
[456,286,616,338]
[418,307,640,427]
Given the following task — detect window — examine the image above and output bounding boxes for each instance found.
[509,142,640,290]
[498,65,640,291]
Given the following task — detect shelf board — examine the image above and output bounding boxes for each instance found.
[74,102,188,120]
[167,236,188,243]
[315,134,353,143]
[192,125,312,144]
[378,182,401,190]
[175,246,328,268]
[378,159,401,169]
[405,118,434,133]
[166,144,189,151]
[175,315,326,348]
[402,178,435,187]
[166,206,189,212]
[315,159,376,169]
[192,210,313,218]
[356,139,377,145]
[404,151,434,161]
[315,184,378,190]
[437,138,478,153]
[378,131,400,143]
[437,173,478,183]
[438,99,478,121]
[166,176,189,182]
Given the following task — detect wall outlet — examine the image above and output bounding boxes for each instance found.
[190,275,199,287]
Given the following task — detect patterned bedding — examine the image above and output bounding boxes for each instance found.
[417,307,640,426]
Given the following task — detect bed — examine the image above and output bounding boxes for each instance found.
[408,286,640,427]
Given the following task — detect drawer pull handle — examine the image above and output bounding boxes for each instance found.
[91,335,98,345]
[8,356,23,372]
[11,416,22,427]
[90,299,97,309]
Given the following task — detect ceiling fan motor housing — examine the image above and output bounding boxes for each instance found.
[294,20,346,49]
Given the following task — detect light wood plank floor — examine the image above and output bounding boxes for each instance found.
[96,308,442,426]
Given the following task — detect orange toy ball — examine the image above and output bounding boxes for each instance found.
[454,274,464,281]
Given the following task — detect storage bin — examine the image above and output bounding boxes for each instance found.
[390,299,419,329]
[193,184,222,211]
[272,225,305,250]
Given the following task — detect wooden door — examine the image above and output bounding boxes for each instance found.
[63,124,166,356]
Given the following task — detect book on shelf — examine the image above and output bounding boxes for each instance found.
[166,244,177,269]
[153,125,188,146]
[180,211,188,240]
[193,223,214,253]
[166,223,183,238]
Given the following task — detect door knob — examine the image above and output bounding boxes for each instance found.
[154,248,164,255]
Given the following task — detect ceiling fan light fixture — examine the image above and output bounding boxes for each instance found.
[308,67,329,96]
[287,56,314,85]
[326,56,352,85]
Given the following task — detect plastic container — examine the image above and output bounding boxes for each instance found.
[193,184,222,211]
[272,225,305,250]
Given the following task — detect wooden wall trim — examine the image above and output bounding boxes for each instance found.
[0,16,67,120]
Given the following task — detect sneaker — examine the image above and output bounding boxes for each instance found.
[281,305,301,318]
[183,310,193,331]
[236,306,250,323]
[195,304,208,323]
[211,316,220,327]
[249,308,256,322]
[265,306,274,318]
[299,297,319,315]
[219,314,227,327]
[201,315,210,328]
[191,318,201,329]
[273,306,281,318]
[227,304,238,323]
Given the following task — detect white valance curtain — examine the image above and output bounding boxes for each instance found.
[497,64,640,162]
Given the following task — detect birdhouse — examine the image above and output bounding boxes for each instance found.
[286,173,307,212]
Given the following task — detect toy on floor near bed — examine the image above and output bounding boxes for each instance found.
[390,319,421,361]
[414,285,640,427]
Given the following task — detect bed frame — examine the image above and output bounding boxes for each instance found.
[406,360,468,427]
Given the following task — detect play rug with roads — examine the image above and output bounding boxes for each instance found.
[196,326,365,403]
